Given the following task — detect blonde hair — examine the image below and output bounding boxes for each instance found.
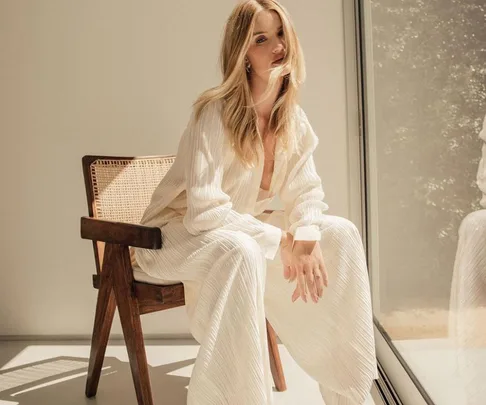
[192,0,306,168]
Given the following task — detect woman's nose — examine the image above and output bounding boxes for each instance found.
[273,42,284,54]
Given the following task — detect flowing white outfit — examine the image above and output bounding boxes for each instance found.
[133,100,378,405]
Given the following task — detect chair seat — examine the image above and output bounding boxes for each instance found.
[133,265,181,286]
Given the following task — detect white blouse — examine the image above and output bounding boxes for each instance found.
[139,99,330,261]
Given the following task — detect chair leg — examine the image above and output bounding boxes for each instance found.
[110,244,154,405]
[85,275,116,397]
[266,319,287,392]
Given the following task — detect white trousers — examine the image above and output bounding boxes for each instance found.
[134,210,378,405]
[449,209,486,405]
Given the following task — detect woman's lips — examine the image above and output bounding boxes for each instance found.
[272,57,284,65]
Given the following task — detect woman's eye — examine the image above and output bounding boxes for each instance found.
[256,30,283,45]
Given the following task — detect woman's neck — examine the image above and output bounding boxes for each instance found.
[250,75,283,120]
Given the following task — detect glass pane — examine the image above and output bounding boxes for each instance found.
[362,1,486,403]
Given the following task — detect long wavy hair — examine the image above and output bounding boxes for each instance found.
[192,0,306,168]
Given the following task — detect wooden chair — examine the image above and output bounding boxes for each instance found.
[80,155,287,405]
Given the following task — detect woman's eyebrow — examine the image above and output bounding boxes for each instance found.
[253,26,283,36]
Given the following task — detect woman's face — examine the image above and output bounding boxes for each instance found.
[246,10,286,80]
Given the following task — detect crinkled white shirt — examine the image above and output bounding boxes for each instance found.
[139,99,330,261]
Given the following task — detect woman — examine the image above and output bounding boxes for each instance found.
[134,1,378,404]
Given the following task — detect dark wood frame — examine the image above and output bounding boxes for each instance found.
[81,155,287,405]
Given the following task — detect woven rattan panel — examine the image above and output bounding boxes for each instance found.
[90,157,175,223]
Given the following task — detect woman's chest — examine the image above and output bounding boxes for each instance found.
[221,136,287,209]
[260,133,277,190]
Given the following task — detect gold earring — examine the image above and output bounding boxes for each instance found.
[245,58,251,73]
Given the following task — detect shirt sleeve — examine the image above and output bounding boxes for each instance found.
[278,106,330,248]
[478,114,486,209]
[182,100,283,260]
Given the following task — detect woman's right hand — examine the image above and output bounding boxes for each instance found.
[288,241,328,304]
[280,232,294,280]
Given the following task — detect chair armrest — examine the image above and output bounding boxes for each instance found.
[80,217,162,249]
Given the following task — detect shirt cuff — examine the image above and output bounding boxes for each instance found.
[260,223,283,261]
[292,225,322,248]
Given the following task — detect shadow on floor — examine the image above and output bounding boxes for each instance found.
[0,355,193,405]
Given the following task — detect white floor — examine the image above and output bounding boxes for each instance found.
[0,339,379,405]
[394,338,486,405]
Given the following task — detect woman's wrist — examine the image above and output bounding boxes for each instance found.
[280,231,292,248]
[292,240,317,254]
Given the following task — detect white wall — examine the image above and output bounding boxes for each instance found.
[0,0,353,337]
